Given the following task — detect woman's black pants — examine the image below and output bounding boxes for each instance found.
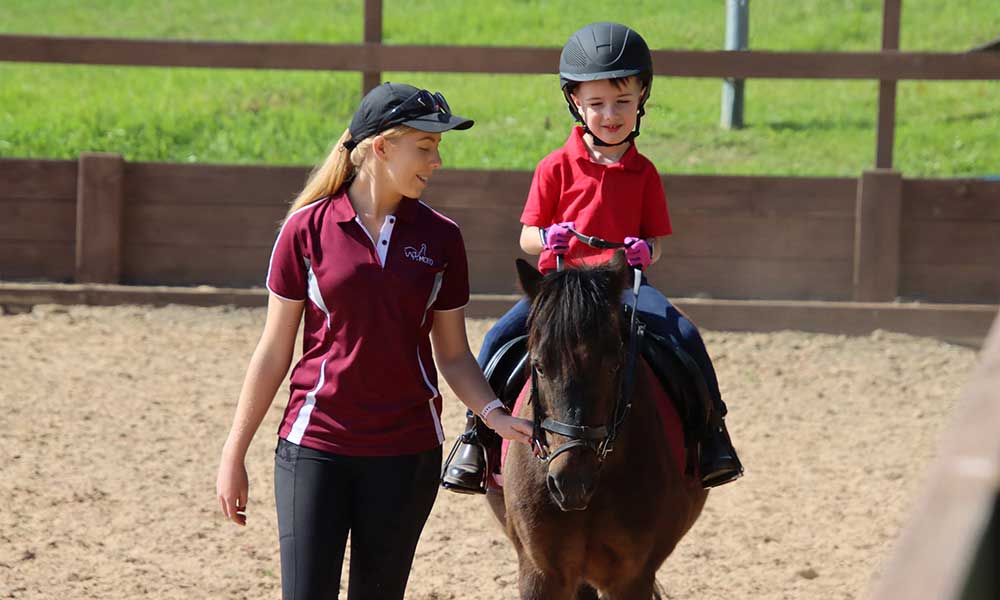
[274,438,442,600]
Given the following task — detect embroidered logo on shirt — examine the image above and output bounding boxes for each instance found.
[404,243,435,266]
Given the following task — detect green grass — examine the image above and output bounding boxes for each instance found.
[1,0,997,176]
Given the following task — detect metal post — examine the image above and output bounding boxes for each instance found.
[721,0,749,129]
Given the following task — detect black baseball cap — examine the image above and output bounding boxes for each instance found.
[344,82,474,150]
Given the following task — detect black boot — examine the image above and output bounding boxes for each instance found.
[699,419,743,488]
[440,412,489,495]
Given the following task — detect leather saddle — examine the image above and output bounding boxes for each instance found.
[483,335,530,408]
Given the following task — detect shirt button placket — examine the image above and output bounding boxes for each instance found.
[377,215,396,267]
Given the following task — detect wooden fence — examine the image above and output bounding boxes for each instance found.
[3,156,999,305]
[1,0,998,310]
[1,0,999,173]
[869,309,1000,599]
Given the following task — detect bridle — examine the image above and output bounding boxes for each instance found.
[530,228,644,465]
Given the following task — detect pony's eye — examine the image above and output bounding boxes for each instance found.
[532,361,545,377]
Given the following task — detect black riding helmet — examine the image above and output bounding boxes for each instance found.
[559,22,653,147]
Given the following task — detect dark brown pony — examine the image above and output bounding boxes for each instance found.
[486,254,708,600]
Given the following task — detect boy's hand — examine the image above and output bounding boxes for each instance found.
[624,237,652,269]
[542,221,575,254]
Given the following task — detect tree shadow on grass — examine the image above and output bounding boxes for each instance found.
[761,117,873,133]
[940,110,999,124]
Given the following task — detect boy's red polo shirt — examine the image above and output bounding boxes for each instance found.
[266,190,469,456]
[521,126,672,272]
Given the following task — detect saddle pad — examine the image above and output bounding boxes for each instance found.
[496,360,687,488]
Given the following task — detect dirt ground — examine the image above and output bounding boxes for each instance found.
[0,303,980,599]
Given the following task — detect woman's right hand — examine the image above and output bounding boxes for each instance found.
[485,410,533,445]
[216,452,249,527]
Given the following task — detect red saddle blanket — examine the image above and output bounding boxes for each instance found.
[496,360,688,488]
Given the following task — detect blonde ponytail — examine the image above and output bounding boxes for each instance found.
[287,128,353,216]
[286,125,413,217]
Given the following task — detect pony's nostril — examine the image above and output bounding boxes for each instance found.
[547,472,595,511]
[546,474,564,501]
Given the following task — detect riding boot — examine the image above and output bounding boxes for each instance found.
[440,410,489,495]
[699,418,744,488]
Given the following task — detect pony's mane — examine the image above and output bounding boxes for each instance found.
[527,264,622,369]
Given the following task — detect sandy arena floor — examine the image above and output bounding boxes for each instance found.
[0,304,979,599]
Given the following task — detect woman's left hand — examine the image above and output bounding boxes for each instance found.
[485,410,533,444]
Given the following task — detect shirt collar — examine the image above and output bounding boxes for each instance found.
[329,188,418,223]
[394,197,418,222]
[566,126,643,173]
[329,189,357,223]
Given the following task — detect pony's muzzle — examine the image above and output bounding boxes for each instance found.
[546,469,598,511]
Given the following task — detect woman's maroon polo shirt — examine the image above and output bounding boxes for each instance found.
[266,190,469,456]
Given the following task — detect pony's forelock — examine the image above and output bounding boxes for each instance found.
[527,264,623,371]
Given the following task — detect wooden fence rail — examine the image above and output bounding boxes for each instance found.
[1,34,998,80]
[2,156,999,306]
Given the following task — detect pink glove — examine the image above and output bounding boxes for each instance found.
[624,237,651,269]
[542,221,574,255]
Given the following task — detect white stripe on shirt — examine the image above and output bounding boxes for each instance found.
[287,358,327,445]
[305,258,331,329]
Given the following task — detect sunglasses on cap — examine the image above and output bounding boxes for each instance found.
[376,89,452,132]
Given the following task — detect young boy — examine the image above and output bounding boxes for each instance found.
[443,22,743,492]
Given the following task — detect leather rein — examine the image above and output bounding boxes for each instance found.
[530,228,644,465]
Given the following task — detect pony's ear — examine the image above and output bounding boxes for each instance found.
[608,249,629,293]
[516,258,544,299]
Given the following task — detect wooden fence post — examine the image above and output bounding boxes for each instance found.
[75,152,124,283]
[362,0,383,95]
[853,169,902,301]
[875,0,902,168]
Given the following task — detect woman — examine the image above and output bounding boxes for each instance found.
[215,82,532,600]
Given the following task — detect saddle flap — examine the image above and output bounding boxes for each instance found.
[483,334,529,406]
[640,328,712,438]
